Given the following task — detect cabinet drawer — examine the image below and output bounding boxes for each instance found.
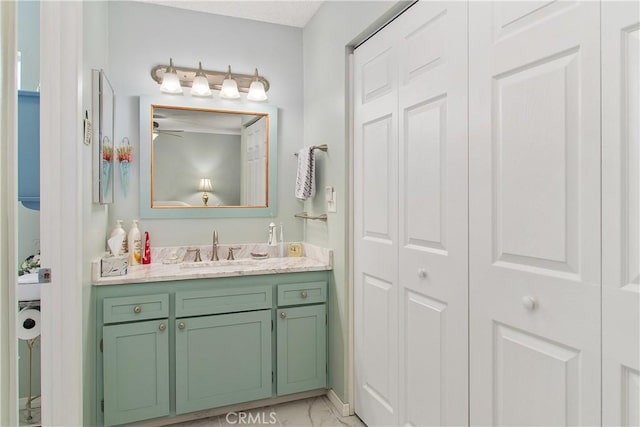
[103,294,169,324]
[277,281,327,306]
[175,286,272,318]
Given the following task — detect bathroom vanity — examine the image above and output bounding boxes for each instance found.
[92,246,331,427]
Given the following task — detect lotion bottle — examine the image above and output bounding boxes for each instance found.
[128,220,142,265]
[110,220,128,255]
[142,231,151,264]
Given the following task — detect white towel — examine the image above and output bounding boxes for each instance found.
[295,147,316,200]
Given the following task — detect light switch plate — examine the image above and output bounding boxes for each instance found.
[325,186,337,213]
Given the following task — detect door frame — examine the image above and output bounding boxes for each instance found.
[0,1,19,425]
[39,2,84,425]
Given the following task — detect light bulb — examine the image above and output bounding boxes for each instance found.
[160,58,183,94]
[191,61,212,97]
[247,68,268,101]
[219,65,240,99]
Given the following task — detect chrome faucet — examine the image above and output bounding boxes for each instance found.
[185,248,202,262]
[211,230,219,261]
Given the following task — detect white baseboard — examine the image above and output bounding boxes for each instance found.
[326,389,350,417]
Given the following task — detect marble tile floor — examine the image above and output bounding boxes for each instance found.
[169,396,366,427]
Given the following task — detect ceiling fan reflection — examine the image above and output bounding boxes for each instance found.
[153,120,183,138]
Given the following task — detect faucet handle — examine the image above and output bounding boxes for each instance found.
[227,247,241,261]
[185,248,202,262]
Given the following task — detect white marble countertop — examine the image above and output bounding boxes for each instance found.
[92,243,332,286]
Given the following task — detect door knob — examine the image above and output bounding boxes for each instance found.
[133,305,142,313]
[417,268,427,279]
[522,296,537,310]
[280,312,287,319]
[158,323,166,332]
[178,322,186,330]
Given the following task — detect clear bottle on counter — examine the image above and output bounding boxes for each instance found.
[110,219,128,255]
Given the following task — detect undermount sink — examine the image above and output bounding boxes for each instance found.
[179,259,258,269]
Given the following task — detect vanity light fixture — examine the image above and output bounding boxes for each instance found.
[150,61,270,99]
[199,178,213,206]
[247,68,268,102]
[191,62,212,97]
[219,65,241,99]
[160,58,183,94]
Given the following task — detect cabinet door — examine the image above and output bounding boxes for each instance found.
[469,2,601,425]
[103,320,170,427]
[175,310,272,414]
[277,304,326,396]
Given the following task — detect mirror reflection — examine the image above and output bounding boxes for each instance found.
[151,106,268,208]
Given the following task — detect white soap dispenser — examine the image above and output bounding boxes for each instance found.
[110,219,128,255]
[268,222,277,246]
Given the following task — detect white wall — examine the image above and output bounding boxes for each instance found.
[302,0,407,402]
[107,1,304,247]
[17,0,38,92]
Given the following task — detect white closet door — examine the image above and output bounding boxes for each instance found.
[602,2,640,426]
[469,2,601,425]
[396,2,468,426]
[354,2,468,425]
[354,18,399,427]
[241,117,267,206]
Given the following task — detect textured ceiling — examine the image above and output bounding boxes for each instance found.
[136,0,324,28]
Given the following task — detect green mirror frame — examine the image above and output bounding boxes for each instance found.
[139,96,278,219]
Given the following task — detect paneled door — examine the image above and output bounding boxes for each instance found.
[469,2,601,425]
[175,310,272,415]
[602,2,640,425]
[353,15,399,426]
[102,320,170,427]
[354,2,468,425]
[396,2,468,427]
[241,116,267,206]
[276,304,327,396]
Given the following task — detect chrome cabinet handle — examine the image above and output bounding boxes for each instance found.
[301,291,308,299]
[158,323,166,332]
[280,312,287,319]
[178,322,186,330]
[133,305,142,314]
[417,269,427,279]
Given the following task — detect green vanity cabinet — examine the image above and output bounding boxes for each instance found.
[175,310,272,414]
[276,282,327,395]
[102,319,170,426]
[94,271,330,426]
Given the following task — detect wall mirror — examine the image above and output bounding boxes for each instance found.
[139,96,278,218]
[93,69,115,204]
